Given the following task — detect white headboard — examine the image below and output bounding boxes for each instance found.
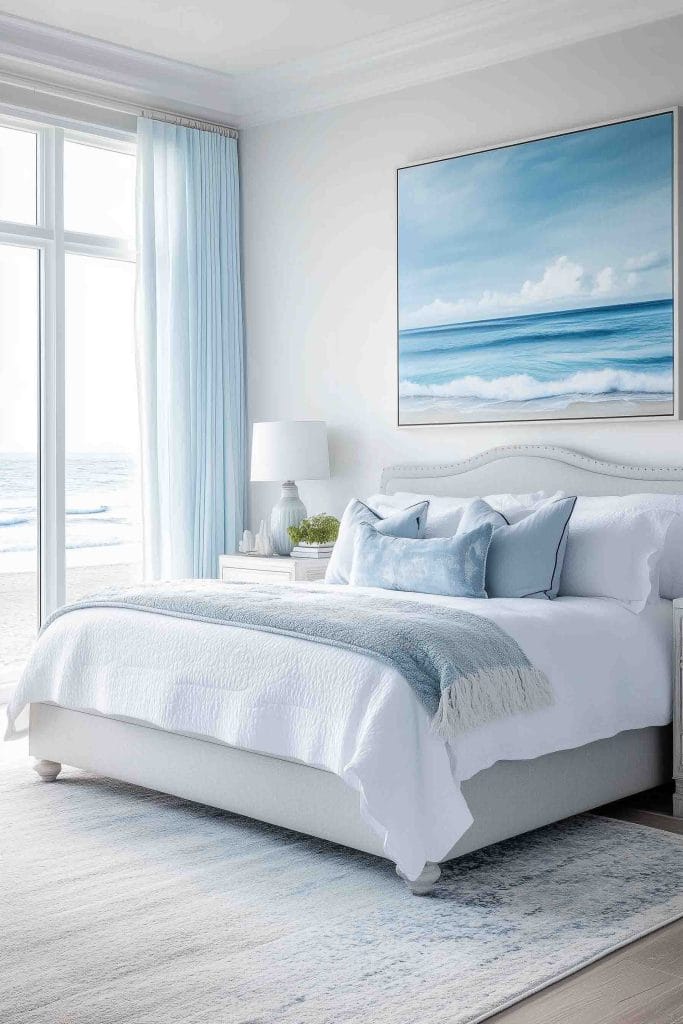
[380,445,683,497]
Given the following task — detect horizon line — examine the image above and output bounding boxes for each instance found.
[399,295,672,334]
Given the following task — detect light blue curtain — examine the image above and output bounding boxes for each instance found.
[136,117,246,579]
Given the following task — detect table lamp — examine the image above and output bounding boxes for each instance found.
[250,420,330,555]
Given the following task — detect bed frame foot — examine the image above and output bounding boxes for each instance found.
[33,759,62,783]
[674,780,683,818]
[396,861,442,895]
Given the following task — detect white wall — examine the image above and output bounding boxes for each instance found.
[241,15,683,528]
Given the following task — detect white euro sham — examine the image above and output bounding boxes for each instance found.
[559,498,676,611]
[581,494,683,601]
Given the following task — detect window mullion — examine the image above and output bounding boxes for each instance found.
[64,231,135,262]
[37,125,50,230]
[0,223,53,244]
[39,126,65,621]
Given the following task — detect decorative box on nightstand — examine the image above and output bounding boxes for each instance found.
[674,600,683,816]
[218,552,330,584]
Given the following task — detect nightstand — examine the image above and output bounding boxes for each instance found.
[218,552,330,584]
[674,599,683,816]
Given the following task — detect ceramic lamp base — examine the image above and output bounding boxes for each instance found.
[271,481,306,555]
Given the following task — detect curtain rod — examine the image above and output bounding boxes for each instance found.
[0,67,239,137]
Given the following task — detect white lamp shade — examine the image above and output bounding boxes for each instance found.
[250,420,330,482]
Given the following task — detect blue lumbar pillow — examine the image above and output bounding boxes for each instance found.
[458,496,577,599]
[349,520,493,598]
[325,498,429,585]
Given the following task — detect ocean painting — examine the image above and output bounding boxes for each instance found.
[397,111,677,424]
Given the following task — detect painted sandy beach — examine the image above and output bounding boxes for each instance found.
[400,397,673,425]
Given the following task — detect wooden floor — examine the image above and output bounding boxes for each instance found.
[492,787,683,1024]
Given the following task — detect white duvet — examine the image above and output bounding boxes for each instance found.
[7,586,673,880]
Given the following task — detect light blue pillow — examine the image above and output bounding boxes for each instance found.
[325,498,429,585]
[458,496,577,599]
[349,521,493,598]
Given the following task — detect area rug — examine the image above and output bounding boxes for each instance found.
[4,760,683,1024]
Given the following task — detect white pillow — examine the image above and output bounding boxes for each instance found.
[366,490,565,537]
[559,497,677,612]
[585,494,683,600]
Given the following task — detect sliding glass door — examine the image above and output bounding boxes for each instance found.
[0,114,139,693]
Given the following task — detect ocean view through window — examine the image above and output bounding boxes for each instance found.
[64,453,141,604]
[0,115,138,696]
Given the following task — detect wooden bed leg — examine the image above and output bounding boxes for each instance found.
[396,861,442,895]
[33,759,62,783]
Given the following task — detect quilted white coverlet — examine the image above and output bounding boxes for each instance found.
[7,585,673,880]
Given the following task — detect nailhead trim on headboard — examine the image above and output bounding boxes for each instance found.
[380,444,683,493]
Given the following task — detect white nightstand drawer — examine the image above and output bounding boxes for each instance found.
[220,567,291,584]
[293,562,328,582]
[218,552,331,584]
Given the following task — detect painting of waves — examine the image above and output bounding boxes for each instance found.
[400,299,673,422]
[398,111,676,424]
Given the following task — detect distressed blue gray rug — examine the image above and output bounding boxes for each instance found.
[4,760,683,1024]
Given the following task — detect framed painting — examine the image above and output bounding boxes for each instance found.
[397,108,680,425]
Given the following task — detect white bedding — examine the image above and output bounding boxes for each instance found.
[7,586,673,880]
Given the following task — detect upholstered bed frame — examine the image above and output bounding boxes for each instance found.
[30,445,683,893]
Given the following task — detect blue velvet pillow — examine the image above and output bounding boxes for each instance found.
[349,521,493,598]
[325,498,429,585]
[458,496,576,599]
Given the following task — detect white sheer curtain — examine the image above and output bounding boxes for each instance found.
[136,116,246,579]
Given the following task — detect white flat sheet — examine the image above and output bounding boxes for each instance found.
[7,587,673,880]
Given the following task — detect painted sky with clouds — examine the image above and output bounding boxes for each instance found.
[398,112,673,330]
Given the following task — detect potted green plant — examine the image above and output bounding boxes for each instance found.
[287,514,340,548]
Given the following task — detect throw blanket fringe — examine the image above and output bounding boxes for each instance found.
[41,581,553,740]
[435,667,554,737]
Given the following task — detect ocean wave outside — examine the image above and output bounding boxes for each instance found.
[0,454,140,554]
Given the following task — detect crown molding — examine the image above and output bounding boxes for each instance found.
[0,12,241,126]
[233,0,683,125]
[0,1,681,130]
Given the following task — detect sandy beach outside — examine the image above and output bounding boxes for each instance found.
[0,560,141,690]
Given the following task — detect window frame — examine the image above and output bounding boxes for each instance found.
[0,109,136,622]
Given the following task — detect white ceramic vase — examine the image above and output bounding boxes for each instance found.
[270,481,306,555]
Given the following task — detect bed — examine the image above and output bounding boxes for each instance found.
[8,444,682,893]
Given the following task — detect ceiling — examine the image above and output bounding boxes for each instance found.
[0,0,458,74]
[0,0,682,126]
